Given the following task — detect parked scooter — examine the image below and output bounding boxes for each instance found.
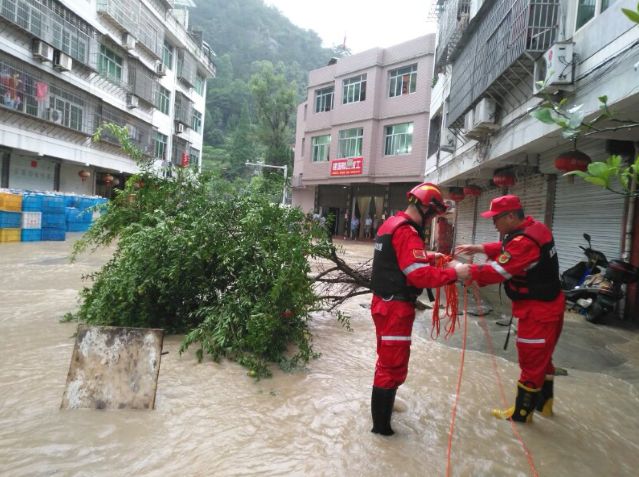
[561,234,639,323]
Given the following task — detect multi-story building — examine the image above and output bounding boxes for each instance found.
[0,0,215,196]
[291,35,436,237]
[427,0,639,318]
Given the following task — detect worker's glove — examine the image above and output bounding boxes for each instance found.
[454,263,472,281]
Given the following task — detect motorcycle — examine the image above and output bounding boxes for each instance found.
[561,233,639,323]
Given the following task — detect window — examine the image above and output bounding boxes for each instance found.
[576,0,612,30]
[48,87,84,132]
[194,74,205,96]
[155,86,170,115]
[384,122,413,156]
[98,45,122,82]
[342,75,366,104]
[338,128,363,158]
[315,86,334,112]
[389,64,417,97]
[154,132,167,160]
[162,41,173,70]
[191,109,202,133]
[189,147,200,170]
[311,135,330,162]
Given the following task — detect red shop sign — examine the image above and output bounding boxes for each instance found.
[330,157,363,176]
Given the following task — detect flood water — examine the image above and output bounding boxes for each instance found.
[1,239,639,476]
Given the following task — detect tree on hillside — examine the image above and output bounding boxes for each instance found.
[228,102,260,177]
[249,61,296,167]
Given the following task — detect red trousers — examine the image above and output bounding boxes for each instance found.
[516,313,564,388]
[371,296,415,389]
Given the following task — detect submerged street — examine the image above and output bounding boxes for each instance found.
[1,238,639,476]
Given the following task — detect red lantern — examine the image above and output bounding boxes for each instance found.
[103,173,114,184]
[78,170,91,182]
[554,150,591,173]
[449,187,465,202]
[463,185,482,196]
[493,170,516,187]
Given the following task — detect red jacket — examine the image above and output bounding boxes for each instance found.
[470,217,565,319]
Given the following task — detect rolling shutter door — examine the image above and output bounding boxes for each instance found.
[9,154,56,191]
[509,174,548,224]
[474,187,501,244]
[552,177,625,272]
[453,196,476,249]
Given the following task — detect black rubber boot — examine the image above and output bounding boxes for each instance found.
[535,377,554,417]
[371,386,397,436]
[492,382,540,423]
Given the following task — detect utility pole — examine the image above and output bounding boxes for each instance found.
[245,162,288,206]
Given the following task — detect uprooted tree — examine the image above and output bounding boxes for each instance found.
[68,124,372,378]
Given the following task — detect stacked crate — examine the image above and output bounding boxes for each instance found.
[21,193,43,242]
[65,206,93,232]
[41,195,66,241]
[0,192,22,243]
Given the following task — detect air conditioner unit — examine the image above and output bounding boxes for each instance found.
[126,94,139,109]
[463,109,474,132]
[32,39,53,62]
[439,128,456,152]
[156,61,167,76]
[53,51,72,71]
[176,122,185,134]
[473,97,499,130]
[533,42,575,96]
[123,33,136,51]
[47,108,63,124]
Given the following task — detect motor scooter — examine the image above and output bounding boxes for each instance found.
[562,234,639,323]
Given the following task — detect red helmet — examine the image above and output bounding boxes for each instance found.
[407,183,447,215]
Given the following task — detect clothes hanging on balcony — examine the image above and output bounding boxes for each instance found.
[35,82,49,102]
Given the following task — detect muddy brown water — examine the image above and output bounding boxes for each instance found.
[1,238,639,476]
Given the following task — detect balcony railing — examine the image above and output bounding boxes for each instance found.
[97,104,153,154]
[434,0,471,70]
[446,0,559,128]
[128,60,156,106]
[1,0,99,69]
[427,115,442,158]
[172,135,190,166]
[173,91,193,126]
[0,52,98,134]
[97,0,163,59]
[177,49,197,87]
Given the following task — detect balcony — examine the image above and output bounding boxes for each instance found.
[434,0,471,70]
[97,0,138,37]
[446,0,559,128]
[172,135,190,166]
[1,0,99,70]
[128,61,157,106]
[177,49,197,87]
[97,104,153,154]
[0,53,98,135]
[173,91,193,126]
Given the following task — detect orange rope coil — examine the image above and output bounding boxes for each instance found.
[431,255,459,340]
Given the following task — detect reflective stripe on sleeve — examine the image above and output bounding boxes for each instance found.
[402,262,430,275]
[490,262,512,279]
[516,337,546,344]
[524,261,539,271]
[381,336,412,341]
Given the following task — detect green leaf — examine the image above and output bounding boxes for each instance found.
[598,95,608,104]
[583,176,607,187]
[564,170,589,178]
[607,155,622,169]
[623,8,639,23]
[587,161,610,178]
[620,171,631,191]
[531,108,555,124]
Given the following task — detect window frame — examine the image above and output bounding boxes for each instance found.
[194,73,205,96]
[574,0,614,32]
[311,134,331,162]
[342,74,367,104]
[191,109,202,133]
[388,64,417,97]
[384,122,413,156]
[162,41,174,70]
[338,127,363,158]
[314,86,334,112]
[98,44,123,82]
[155,86,170,115]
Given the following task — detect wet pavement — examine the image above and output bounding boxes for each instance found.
[1,236,639,476]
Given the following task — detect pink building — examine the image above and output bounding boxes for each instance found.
[291,35,435,237]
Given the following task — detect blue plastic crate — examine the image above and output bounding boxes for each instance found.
[41,227,66,241]
[77,197,97,210]
[42,196,65,213]
[0,211,21,228]
[67,222,91,232]
[63,196,77,208]
[21,229,42,242]
[42,212,66,228]
[22,194,44,212]
[66,207,92,224]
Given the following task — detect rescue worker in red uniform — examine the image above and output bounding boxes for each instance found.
[455,195,564,423]
[369,183,469,436]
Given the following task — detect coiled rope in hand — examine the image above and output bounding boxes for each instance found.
[431,255,459,340]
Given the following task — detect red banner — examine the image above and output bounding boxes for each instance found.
[330,157,363,176]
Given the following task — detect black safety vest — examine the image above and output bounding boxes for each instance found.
[370,215,423,300]
[502,220,561,301]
